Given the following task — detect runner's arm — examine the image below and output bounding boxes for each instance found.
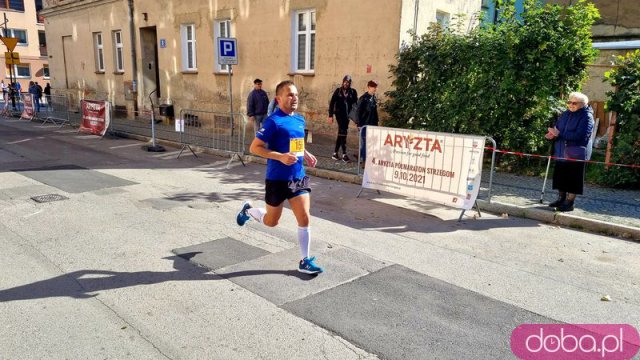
[249,137,297,165]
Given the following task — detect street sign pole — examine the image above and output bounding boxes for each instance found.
[3,13,15,110]
[228,64,234,137]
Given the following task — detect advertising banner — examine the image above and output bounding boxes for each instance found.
[362,126,486,210]
[79,100,110,136]
[20,94,34,120]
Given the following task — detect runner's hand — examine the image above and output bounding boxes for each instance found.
[328,116,333,124]
[279,152,298,165]
[304,152,317,168]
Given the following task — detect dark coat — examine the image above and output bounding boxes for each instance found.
[356,92,378,127]
[553,106,594,160]
[328,87,358,118]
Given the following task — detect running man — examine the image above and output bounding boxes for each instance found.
[236,80,324,275]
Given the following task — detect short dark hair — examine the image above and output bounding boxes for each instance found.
[275,80,295,96]
[253,78,263,84]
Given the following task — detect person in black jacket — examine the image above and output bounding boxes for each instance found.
[356,80,379,163]
[328,75,358,162]
[247,79,270,135]
[545,92,594,212]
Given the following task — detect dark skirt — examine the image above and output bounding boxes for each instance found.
[552,160,586,195]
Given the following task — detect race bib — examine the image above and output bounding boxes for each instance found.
[290,137,305,156]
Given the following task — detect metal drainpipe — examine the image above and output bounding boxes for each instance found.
[128,0,138,113]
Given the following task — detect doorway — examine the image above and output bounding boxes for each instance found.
[139,26,160,107]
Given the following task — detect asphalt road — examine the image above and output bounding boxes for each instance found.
[1,118,639,359]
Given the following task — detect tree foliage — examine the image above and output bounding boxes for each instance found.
[383,0,599,155]
[602,50,640,187]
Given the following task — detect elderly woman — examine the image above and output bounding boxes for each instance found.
[545,92,594,212]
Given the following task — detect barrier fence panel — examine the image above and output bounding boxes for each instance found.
[356,126,493,219]
[110,106,179,142]
[177,109,247,167]
[40,94,71,127]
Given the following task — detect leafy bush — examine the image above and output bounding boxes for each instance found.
[384,0,599,157]
[600,50,640,188]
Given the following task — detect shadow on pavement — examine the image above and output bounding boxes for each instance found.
[0,253,316,302]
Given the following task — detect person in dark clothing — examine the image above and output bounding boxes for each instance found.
[247,78,270,135]
[545,92,594,212]
[356,80,379,163]
[44,83,52,110]
[328,75,358,162]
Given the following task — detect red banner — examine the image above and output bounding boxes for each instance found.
[79,100,110,136]
[20,94,34,120]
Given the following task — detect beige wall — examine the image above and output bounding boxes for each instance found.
[43,0,406,133]
[399,0,482,46]
[1,2,49,92]
[552,0,640,40]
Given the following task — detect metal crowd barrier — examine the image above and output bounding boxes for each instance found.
[39,94,71,127]
[177,109,247,168]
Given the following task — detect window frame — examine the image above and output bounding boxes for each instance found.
[181,23,197,71]
[94,32,105,72]
[292,9,316,73]
[0,0,25,11]
[3,28,28,46]
[112,30,124,73]
[9,63,31,78]
[42,64,50,79]
[435,11,450,30]
[214,19,231,73]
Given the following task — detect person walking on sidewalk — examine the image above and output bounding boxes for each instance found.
[545,91,594,212]
[247,78,269,135]
[328,75,358,162]
[236,80,324,275]
[356,80,379,163]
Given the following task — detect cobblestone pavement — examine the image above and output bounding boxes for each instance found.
[108,117,640,230]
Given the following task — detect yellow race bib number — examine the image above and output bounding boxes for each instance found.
[290,138,305,156]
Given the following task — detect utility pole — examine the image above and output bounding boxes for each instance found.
[3,12,16,110]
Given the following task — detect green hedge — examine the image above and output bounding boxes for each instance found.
[384,0,599,157]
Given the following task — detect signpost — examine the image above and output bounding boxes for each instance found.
[2,12,20,110]
[217,38,238,135]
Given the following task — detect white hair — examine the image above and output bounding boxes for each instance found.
[569,92,588,104]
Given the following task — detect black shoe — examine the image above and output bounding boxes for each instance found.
[342,154,351,163]
[548,197,566,207]
[556,201,574,212]
[331,153,340,161]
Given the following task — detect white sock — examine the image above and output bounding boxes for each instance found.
[297,226,310,259]
[247,207,266,224]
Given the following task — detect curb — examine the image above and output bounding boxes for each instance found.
[114,131,640,242]
[477,200,640,241]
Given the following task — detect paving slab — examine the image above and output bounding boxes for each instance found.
[172,237,270,271]
[283,264,554,360]
[217,246,389,306]
[14,164,137,193]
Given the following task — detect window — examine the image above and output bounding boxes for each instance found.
[113,30,124,72]
[35,0,44,23]
[181,24,197,71]
[43,64,49,79]
[0,0,25,11]
[293,9,315,73]
[436,11,450,30]
[214,19,231,72]
[38,30,47,56]
[94,32,105,72]
[7,64,31,78]
[3,28,27,45]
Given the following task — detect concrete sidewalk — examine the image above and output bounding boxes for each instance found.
[2,117,640,359]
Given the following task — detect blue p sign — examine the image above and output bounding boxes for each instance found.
[217,38,238,65]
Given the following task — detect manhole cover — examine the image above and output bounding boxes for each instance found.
[31,194,69,203]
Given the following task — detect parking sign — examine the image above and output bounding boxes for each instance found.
[217,37,238,65]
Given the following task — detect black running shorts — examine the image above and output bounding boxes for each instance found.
[265,176,311,207]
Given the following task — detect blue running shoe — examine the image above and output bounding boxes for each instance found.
[298,256,324,274]
[236,201,252,226]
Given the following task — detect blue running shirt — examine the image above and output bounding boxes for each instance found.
[256,109,306,181]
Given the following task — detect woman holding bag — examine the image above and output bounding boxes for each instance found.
[545,92,594,212]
